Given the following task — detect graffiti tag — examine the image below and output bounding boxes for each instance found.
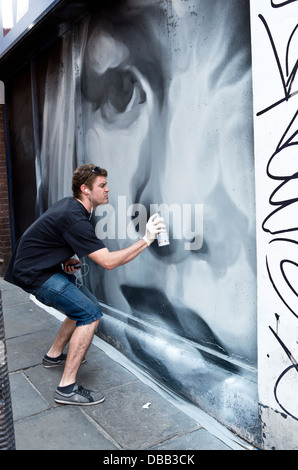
[259,2,298,420]
[271,0,298,7]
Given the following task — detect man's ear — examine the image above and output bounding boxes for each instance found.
[80,184,90,195]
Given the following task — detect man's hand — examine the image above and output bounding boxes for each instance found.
[143,213,166,246]
[88,214,166,270]
[63,258,81,274]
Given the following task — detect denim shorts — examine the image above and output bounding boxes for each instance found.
[27,272,103,327]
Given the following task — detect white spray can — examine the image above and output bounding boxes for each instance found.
[157,211,170,247]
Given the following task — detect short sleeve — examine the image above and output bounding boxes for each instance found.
[63,220,105,258]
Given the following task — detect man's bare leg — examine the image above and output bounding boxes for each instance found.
[58,319,100,387]
[46,317,77,358]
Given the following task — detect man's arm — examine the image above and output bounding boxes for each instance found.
[88,214,165,270]
[88,239,147,270]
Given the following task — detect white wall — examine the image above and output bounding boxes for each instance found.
[250,0,298,450]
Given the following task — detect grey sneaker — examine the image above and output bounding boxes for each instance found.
[54,384,105,406]
[43,353,86,368]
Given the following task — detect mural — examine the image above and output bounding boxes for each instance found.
[37,0,258,443]
[251,0,298,449]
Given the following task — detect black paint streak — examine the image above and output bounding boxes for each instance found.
[257,14,298,116]
[269,327,298,420]
[271,0,298,8]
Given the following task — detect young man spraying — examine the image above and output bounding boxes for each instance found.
[5,164,164,405]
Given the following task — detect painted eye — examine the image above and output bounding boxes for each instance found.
[100,67,147,123]
[109,68,146,111]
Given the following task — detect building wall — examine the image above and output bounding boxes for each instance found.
[2,0,261,446]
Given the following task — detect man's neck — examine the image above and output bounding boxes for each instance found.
[75,197,91,213]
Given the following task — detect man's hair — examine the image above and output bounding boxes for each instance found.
[72,164,108,199]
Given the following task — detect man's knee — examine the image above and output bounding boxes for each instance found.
[77,317,100,329]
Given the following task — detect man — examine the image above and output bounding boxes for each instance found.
[5,163,164,405]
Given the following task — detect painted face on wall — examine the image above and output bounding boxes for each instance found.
[81,0,256,365]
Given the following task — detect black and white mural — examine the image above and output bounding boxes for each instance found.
[8,0,259,444]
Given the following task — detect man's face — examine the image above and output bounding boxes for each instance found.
[89,175,109,207]
[81,0,256,363]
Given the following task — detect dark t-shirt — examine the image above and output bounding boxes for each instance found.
[5,197,105,289]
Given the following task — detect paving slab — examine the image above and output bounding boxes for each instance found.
[6,327,61,372]
[14,406,118,450]
[3,301,59,339]
[9,372,50,420]
[84,379,201,450]
[150,428,233,451]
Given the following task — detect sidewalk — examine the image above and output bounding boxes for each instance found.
[0,278,254,451]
